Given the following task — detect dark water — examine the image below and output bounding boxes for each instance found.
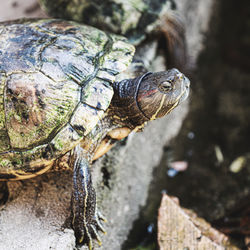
[123,0,250,249]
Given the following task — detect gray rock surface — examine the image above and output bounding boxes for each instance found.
[0,0,214,249]
[176,0,214,68]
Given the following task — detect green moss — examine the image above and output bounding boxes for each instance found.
[0,158,11,168]
[54,138,64,151]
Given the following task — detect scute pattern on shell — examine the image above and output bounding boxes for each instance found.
[5,72,80,149]
[0,19,134,179]
[39,0,172,44]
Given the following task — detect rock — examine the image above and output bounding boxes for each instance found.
[158,194,239,250]
[176,0,215,68]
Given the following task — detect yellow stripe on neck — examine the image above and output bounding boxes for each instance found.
[150,95,166,121]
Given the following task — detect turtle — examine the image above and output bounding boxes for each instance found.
[39,0,186,71]
[0,19,190,249]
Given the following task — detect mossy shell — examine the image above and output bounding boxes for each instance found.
[0,19,134,179]
[40,0,174,44]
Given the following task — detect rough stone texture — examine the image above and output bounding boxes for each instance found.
[176,0,215,69]
[0,0,214,249]
[158,195,239,250]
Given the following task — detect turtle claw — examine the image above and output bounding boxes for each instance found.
[73,209,106,248]
[97,211,107,223]
[90,224,102,245]
[95,210,107,233]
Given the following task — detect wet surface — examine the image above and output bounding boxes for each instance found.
[124,0,250,249]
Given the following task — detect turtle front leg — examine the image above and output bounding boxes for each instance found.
[71,145,106,249]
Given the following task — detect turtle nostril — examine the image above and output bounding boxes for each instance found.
[176,73,183,80]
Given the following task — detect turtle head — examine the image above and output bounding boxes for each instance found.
[111,68,189,129]
[135,68,190,121]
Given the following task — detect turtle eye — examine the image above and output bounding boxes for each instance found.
[159,81,173,92]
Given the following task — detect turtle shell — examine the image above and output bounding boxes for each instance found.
[0,19,134,179]
[40,0,174,44]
